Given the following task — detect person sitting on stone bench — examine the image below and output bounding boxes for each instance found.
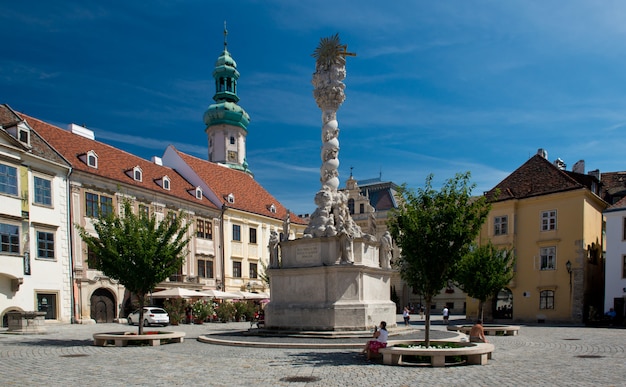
[361,321,388,360]
[251,310,265,328]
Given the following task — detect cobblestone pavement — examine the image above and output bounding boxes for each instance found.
[0,316,624,387]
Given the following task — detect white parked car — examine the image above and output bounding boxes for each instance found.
[127,307,169,327]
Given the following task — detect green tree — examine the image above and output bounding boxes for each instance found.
[456,242,516,321]
[77,200,190,334]
[259,257,270,286]
[388,173,490,344]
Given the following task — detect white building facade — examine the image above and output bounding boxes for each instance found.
[0,104,73,325]
[604,196,626,318]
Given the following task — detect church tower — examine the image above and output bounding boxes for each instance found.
[203,24,252,175]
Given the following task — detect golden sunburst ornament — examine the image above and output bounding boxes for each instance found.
[312,33,355,67]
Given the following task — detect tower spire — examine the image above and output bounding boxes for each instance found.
[204,25,252,176]
[223,21,228,50]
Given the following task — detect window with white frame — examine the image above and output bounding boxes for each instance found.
[86,151,98,168]
[0,223,19,253]
[622,255,626,279]
[198,258,214,278]
[232,261,242,278]
[36,231,55,259]
[162,176,170,190]
[0,163,18,196]
[133,166,142,182]
[623,218,626,241]
[249,227,257,244]
[34,176,52,206]
[539,290,555,309]
[541,210,557,231]
[232,224,241,241]
[494,215,508,236]
[540,246,556,270]
[249,262,258,279]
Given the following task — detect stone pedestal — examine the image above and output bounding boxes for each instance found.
[7,311,47,334]
[266,237,396,331]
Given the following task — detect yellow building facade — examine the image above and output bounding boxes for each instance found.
[467,153,607,324]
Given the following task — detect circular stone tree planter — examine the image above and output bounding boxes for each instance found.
[378,340,495,367]
[447,324,520,336]
[93,331,185,347]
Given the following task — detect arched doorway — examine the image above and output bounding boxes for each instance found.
[493,288,513,319]
[90,288,116,323]
[1,308,21,328]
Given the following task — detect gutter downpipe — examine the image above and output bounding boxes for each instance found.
[65,166,77,324]
[220,203,227,291]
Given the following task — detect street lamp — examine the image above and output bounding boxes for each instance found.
[246,282,252,292]
[566,260,572,288]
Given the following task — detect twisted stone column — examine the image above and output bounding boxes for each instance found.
[304,34,362,240]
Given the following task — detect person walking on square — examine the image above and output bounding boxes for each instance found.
[361,321,388,360]
[442,306,449,324]
[469,320,488,343]
[403,306,410,326]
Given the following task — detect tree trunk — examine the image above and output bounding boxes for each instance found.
[478,299,484,322]
[424,297,432,346]
[137,294,146,335]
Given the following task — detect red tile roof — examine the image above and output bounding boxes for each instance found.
[486,154,591,202]
[606,195,626,212]
[171,147,306,224]
[19,112,216,209]
[0,104,69,166]
[599,171,626,204]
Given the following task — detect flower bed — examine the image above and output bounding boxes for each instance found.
[93,331,185,347]
[379,340,494,367]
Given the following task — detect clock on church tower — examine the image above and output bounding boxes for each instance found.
[228,150,238,162]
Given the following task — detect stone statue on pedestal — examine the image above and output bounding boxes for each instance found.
[380,231,393,269]
[268,230,280,268]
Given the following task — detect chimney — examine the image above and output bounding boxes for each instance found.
[588,169,601,181]
[151,156,163,166]
[553,158,566,170]
[537,148,548,159]
[68,123,95,140]
[572,160,585,174]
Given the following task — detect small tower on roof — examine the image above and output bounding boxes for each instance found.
[203,22,252,175]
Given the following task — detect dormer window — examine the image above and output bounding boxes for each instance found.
[155,175,171,190]
[6,122,30,146]
[195,187,203,200]
[226,193,235,204]
[82,150,98,168]
[19,127,29,144]
[269,204,276,213]
[133,166,142,182]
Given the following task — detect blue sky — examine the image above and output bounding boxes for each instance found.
[2,1,626,215]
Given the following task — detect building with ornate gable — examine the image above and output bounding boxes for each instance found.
[0,104,72,324]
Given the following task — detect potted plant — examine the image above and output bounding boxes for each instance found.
[163,298,185,325]
[192,300,213,324]
[234,301,254,322]
[215,301,236,322]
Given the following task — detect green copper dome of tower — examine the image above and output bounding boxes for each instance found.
[204,23,252,175]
